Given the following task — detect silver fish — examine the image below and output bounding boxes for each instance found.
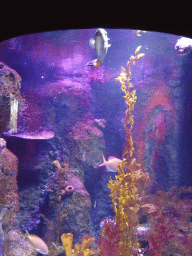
[86,28,111,67]
[0,208,7,256]
[99,153,122,172]
[175,37,192,54]
[26,230,49,255]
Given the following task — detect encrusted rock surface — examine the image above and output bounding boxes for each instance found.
[0,144,36,255]
[0,62,23,135]
[42,167,92,245]
[5,229,36,256]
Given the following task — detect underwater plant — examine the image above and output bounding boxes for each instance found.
[144,186,192,256]
[97,218,121,256]
[97,46,148,255]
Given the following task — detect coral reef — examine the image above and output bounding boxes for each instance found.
[0,142,37,255]
[143,186,192,255]
[0,145,19,228]
[0,62,23,135]
[42,162,92,246]
[67,114,105,168]
[5,130,55,140]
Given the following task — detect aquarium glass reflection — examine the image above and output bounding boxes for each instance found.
[0,29,192,255]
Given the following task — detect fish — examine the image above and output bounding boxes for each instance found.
[26,230,49,255]
[0,207,7,256]
[86,28,111,67]
[141,203,157,214]
[99,153,122,172]
[175,37,192,54]
[136,30,147,37]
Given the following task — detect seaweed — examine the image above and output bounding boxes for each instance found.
[98,46,147,255]
[144,186,192,256]
[97,218,121,256]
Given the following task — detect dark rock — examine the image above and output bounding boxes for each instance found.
[0,145,35,255]
[0,146,19,231]
[67,117,105,168]
[42,167,92,245]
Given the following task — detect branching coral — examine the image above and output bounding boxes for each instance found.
[106,46,148,255]
[60,233,96,256]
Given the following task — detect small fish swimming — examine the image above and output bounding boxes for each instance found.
[0,208,7,256]
[175,37,192,54]
[99,153,122,172]
[86,28,111,67]
[26,230,49,255]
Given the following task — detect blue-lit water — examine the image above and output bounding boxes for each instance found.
[0,29,192,255]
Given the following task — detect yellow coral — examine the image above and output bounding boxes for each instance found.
[61,233,96,256]
[79,235,95,255]
[108,46,146,255]
[83,248,96,256]
[61,233,73,256]
[53,160,62,170]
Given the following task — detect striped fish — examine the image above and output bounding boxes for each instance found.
[86,28,111,67]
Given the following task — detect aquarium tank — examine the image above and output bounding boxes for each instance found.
[0,28,192,256]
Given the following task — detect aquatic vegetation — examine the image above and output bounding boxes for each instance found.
[97,218,121,256]
[103,46,147,255]
[52,160,70,198]
[144,186,192,255]
[60,232,96,256]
